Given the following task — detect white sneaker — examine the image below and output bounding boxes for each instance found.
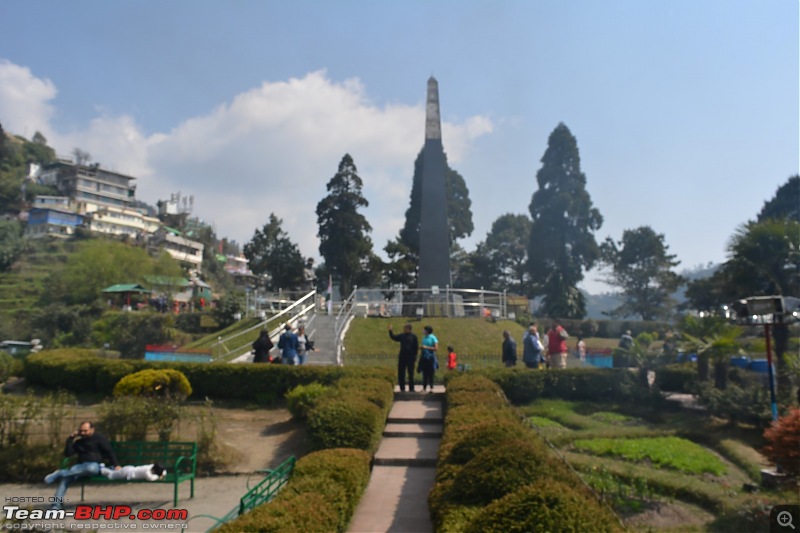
[44,471,60,484]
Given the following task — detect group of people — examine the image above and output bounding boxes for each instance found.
[503,320,574,369]
[252,323,314,365]
[388,323,457,392]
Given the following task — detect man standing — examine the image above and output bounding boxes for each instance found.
[522,324,543,369]
[44,421,119,509]
[278,324,299,365]
[502,330,517,368]
[547,320,569,369]
[389,323,419,392]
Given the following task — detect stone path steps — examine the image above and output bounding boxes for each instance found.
[348,386,445,533]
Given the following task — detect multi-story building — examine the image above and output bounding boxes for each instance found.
[25,207,84,239]
[149,227,205,271]
[39,161,136,211]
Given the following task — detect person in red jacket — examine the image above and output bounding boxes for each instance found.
[447,345,457,370]
[547,320,569,369]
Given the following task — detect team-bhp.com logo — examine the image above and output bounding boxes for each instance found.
[3,505,188,529]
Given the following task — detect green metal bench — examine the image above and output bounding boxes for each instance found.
[184,455,296,532]
[60,441,197,507]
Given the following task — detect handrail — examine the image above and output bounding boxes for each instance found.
[334,287,359,366]
[212,290,316,361]
[220,302,317,362]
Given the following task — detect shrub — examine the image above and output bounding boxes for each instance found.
[694,382,773,427]
[762,408,800,478]
[449,439,568,506]
[219,492,339,533]
[656,364,696,393]
[443,421,534,466]
[285,382,328,420]
[465,480,623,533]
[306,397,384,453]
[291,448,371,525]
[334,377,394,416]
[113,368,192,400]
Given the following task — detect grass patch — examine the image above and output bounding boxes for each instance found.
[344,317,526,358]
[573,436,727,475]
[590,411,635,424]
[529,416,569,430]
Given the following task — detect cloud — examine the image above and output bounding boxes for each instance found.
[0,61,494,259]
[0,59,57,138]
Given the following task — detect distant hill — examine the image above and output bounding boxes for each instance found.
[582,263,721,320]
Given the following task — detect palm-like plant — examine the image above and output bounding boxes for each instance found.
[680,318,743,389]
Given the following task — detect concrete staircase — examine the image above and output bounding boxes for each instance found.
[348,386,445,533]
[304,312,338,365]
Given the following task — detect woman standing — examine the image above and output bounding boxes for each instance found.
[296,324,312,365]
[419,325,438,392]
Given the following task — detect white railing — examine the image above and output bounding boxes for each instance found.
[343,286,514,319]
[333,286,360,366]
[212,289,317,361]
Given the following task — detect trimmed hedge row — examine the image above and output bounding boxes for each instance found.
[444,367,644,405]
[24,350,394,401]
[305,377,394,454]
[656,364,697,393]
[218,448,371,533]
[431,374,622,532]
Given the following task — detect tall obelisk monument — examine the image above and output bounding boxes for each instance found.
[417,77,451,289]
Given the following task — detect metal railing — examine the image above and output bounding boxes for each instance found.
[333,286,360,366]
[340,286,516,319]
[212,290,317,361]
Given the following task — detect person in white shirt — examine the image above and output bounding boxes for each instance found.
[100,463,166,481]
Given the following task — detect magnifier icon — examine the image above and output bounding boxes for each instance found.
[778,511,795,530]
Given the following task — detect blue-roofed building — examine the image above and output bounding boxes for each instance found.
[25,207,84,239]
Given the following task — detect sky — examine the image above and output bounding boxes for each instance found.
[0,0,797,294]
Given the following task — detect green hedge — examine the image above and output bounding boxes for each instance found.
[465,479,622,533]
[431,373,623,532]
[307,397,384,453]
[219,448,371,533]
[24,350,394,400]
[475,367,643,405]
[656,364,697,393]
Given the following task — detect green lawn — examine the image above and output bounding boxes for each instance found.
[573,436,727,475]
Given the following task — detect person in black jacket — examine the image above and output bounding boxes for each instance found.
[389,323,419,392]
[252,329,274,363]
[502,330,518,368]
[44,421,119,509]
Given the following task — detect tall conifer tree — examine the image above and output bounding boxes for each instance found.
[527,123,602,318]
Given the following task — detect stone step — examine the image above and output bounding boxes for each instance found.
[347,466,436,533]
[394,391,446,402]
[373,437,440,467]
[386,400,443,424]
[384,422,442,438]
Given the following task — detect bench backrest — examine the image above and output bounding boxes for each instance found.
[111,441,197,474]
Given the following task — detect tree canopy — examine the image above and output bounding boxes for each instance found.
[758,175,799,223]
[527,123,603,318]
[600,226,682,320]
[243,213,305,290]
[478,213,532,294]
[316,154,376,296]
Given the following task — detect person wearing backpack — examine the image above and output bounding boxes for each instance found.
[522,324,544,369]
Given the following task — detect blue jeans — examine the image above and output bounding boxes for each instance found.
[298,353,306,365]
[50,462,100,505]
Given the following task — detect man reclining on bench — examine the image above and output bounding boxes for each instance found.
[100,463,167,481]
[44,421,119,510]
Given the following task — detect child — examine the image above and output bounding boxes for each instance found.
[447,345,457,370]
[100,463,166,481]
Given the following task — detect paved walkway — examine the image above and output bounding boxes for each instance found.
[348,385,445,533]
[0,474,254,531]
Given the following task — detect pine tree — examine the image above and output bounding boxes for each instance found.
[316,154,375,296]
[527,123,603,318]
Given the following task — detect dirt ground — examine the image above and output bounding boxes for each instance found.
[205,405,311,473]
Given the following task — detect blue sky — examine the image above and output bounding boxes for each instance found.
[1,0,797,293]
